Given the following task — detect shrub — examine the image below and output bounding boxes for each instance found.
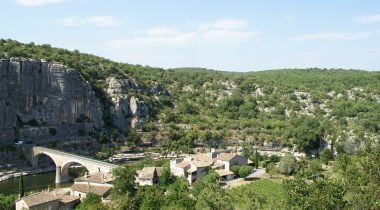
[279,153,298,176]
[320,148,334,164]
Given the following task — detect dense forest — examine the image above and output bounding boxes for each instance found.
[1,39,379,155]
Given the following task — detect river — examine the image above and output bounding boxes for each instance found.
[0,171,73,195]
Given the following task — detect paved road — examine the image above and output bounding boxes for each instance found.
[223,168,266,188]
[246,168,266,179]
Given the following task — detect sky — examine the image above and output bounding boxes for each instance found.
[1,0,380,71]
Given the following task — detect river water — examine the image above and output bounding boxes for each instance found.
[0,172,73,195]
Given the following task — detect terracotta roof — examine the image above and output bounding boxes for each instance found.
[211,162,225,169]
[137,167,163,180]
[191,154,214,168]
[71,183,112,197]
[215,169,234,177]
[59,194,80,205]
[21,191,79,208]
[74,172,114,184]
[176,161,191,168]
[216,153,236,161]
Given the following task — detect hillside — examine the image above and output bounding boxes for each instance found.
[0,39,379,155]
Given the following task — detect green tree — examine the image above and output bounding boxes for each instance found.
[75,192,110,210]
[320,148,334,164]
[112,165,137,196]
[195,183,233,210]
[159,167,173,186]
[278,153,297,176]
[18,172,24,198]
[239,166,253,178]
[164,178,195,210]
[0,194,16,210]
[255,148,259,169]
[138,186,164,210]
[308,159,323,176]
[289,116,324,151]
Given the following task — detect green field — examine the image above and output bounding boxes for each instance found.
[228,179,287,210]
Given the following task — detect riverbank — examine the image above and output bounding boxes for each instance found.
[0,166,55,183]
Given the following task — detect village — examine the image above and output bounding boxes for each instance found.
[13,145,309,210]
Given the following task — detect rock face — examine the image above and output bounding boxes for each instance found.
[105,76,150,129]
[0,58,103,143]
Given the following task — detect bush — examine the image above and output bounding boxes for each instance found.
[278,153,298,176]
[238,166,253,178]
[0,194,16,210]
[320,148,334,164]
[266,163,280,178]
[231,165,253,178]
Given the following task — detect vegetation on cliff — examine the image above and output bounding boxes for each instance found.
[1,39,379,154]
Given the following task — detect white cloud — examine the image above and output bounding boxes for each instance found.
[109,19,258,48]
[202,30,259,42]
[198,19,247,30]
[16,0,66,6]
[109,32,197,48]
[58,16,120,27]
[214,19,247,30]
[353,15,380,24]
[290,32,372,41]
[147,27,180,36]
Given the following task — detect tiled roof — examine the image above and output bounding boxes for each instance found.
[74,172,114,184]
[21,191,79,208]
[176,161,191,168]
[71,183,112,197]
[211,162,225,169]
[191,154,214,168]
[216,153,236,161]
[137,167,163,180]
[215,169,234,177]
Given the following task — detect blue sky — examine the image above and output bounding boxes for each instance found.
[1,0,380,71]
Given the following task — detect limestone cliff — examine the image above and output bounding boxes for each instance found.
[105,76,150,129]
[0,58,103,143]
[0,58,156,143]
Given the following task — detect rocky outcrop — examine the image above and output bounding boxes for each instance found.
[105,76,150,129]
[0,58,103,143]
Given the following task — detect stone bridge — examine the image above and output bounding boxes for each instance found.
[24,146,118,183]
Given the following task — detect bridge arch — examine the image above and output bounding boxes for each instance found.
[61,161,89,181]
[33,153,57,169]
[29,147,118,183]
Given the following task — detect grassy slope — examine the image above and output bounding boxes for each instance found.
[228,179,286,210]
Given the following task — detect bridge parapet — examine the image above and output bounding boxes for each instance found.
[31,146,118,183]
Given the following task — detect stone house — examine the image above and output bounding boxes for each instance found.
[214,153,248,171]
[15,191,79,210]
[170,153,214,185]
[135,167,163,186]
[70,172,114,202]
[170,151,248,184]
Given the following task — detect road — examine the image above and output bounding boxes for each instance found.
[223,168,266,188]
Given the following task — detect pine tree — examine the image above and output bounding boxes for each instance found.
[255,148,259,169]
[19,172,24,198]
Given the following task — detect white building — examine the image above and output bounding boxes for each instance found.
[135,167,163,186]
[170,151,248,185]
